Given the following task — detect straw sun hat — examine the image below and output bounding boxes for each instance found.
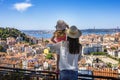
[66,26,82,38]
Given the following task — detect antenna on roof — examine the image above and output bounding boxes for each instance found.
[116,26,119,32]
[94,26,95,30]
[117,26,119,29]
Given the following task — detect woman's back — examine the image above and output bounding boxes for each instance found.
[58,41,81,71]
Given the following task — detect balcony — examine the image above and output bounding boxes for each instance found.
[0,66,120,80]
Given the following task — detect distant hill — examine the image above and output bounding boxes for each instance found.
[0,27,28,41]
[81,29,120,34]
[22,29,120,33]
[81,29,120,32]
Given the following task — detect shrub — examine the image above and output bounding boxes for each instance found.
[45,40,49,43]
[119,58,120,63]
[111,47,116,50]
[46,53,53,59]
[0,45,4,52]
[91,52,106,55]
[107,63,112,68]
[107,55,118,61]
[104,48,107,52]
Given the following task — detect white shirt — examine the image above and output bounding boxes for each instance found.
[48,41,81,71]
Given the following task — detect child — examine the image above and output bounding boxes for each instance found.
[51,20,69,43]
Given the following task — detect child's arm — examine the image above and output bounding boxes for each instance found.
[66,24,69,29]
[51,36,56,43]
[51,31,57,43]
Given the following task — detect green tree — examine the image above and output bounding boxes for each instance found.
[46,53,53,59]
[111,47,116,50]
[0,27,29,43]
[107,63,112,68]
[0,45,4,52]
[91,52,106,55]
[118,58,120,64]
[104,48,107,52]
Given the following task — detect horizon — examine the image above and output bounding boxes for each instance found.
[1,26,120,31]
[0,0,120,30]
[21,28,120,31]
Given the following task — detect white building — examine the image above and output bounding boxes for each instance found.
[16,35,23,43]
[24,46,33,53]
[107,49,119,58]
[7,37,16,45]
[82,43,103,55]
[118,51,120,58]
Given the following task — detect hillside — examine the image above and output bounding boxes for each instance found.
[0,27,28,41]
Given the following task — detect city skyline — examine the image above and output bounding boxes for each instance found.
[0,0,120,30]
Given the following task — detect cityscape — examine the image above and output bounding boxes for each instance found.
[0,27,120,79]
[1,0,120,80]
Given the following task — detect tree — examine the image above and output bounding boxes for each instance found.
[107,63,112,68]
[104,48,107,52]
[46,53,53,59]
[0,45,4,52]
[118,58,120,64]
[91,52,106,55]
[0,27,29,43]
[45,40,49,43]
[111,47,116,50]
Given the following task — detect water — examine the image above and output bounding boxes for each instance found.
[25,32,53,39]
[22,30,53,38]
[22,29,119,39]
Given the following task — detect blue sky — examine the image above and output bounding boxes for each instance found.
[0,0,120,30]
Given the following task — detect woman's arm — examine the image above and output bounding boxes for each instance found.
[47,42,60,53]
[47,43,60,72]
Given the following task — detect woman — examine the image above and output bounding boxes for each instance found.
[48,26,82,80]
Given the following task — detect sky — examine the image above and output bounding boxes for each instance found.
[0,0,120,30]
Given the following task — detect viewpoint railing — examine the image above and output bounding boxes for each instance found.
[0,66,120,80]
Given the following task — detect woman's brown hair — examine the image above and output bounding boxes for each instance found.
[67,37,82,54]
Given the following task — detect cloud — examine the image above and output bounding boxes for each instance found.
[13,2,32,12]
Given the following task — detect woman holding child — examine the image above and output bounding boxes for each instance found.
[49,20,82,80]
